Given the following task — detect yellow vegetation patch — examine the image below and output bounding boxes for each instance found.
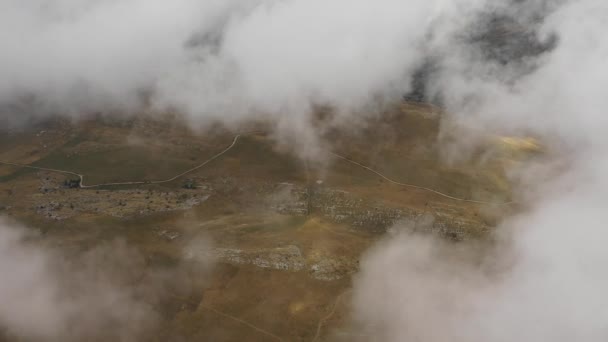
[496,136,543,153]
[288,301,308,315]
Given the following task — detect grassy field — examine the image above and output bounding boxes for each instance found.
[0,102,529,341]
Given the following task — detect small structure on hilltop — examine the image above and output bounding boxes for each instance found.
[182,179,196,190]
[63,178,81,189]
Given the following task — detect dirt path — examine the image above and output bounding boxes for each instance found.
[1,130,513,205]
[330,152,514,206]
[0,162,83,179]
[312,290,350,342]
[199,304,285,342]
[169,294,284,341]
[0,134,241,189]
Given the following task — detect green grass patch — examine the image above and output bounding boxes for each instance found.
[0,167,35,183]
[33,146,199,185]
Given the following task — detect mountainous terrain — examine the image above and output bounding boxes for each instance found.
[0,101,539,341]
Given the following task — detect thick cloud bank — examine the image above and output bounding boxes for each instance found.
[2,0,424,115]
[3,0,608,340]
[0,0,461,158]
[352,1,608,341]
[0,0,546,157]
[0,0,485,126]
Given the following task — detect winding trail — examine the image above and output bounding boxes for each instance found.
[199,304,284,342]
[168,293,284,341]
[0,162,82,179]
[1,131,513,205]
[0,134,241,189]
[330,152,514,206]
[312,290,350,342]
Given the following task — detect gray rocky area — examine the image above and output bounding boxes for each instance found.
[269,183,487,239]
[185,244,358,281]
[185,245,304,271]
[30,172,213,219]
[30,172,487,240]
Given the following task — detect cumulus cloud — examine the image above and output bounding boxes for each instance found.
[350,1,608,341]
[5,1,608,339]
[352,160,608,341]
[0,0,494,155]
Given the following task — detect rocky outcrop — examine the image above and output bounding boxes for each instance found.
[186,245,360,281]
[187,245,305,272]
[269,184,487,239]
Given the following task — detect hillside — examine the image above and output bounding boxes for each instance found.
[0,102,533,341]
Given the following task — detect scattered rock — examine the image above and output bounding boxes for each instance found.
[190,245,306,272]
[158,229,181,241]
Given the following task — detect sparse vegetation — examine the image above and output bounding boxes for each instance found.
[0,103,522,340]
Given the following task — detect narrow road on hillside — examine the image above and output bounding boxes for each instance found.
[330,152,514,205]
[312,290,350,342]
[0,134,241,189]
[169,294,284,341]
[1,131,513,205]
[199,304,285,342]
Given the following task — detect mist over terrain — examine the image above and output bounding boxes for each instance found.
[352,1,608,341]
[2,0,608,340]
[1,0,543,147]
[0,218,212,341]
